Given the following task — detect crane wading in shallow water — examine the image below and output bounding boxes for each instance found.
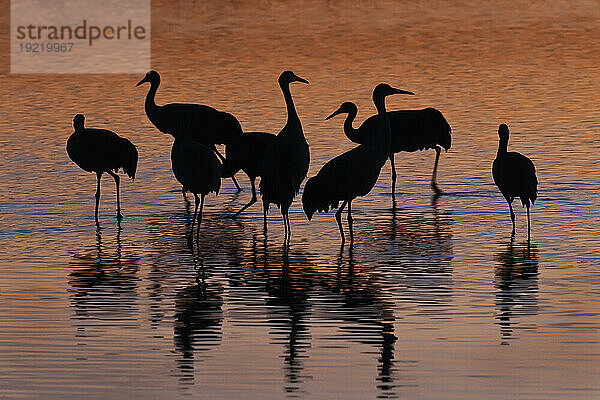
[259,71,310,240]
[66,114,138,224]
[136,70,241,192]
[492,123,538,240]
[170,120,221,248]
[222,130,276,218]
[302,84,415,245]
[326,102,451,198]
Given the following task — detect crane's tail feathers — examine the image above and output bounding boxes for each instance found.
[302,176,341,220]
[121,139,138,180]
[302,178,318,220]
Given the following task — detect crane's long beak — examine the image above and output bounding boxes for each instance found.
[325,108,342,120]
[293,74,309,84]
[136,77,148,87]
[393,88,415,95]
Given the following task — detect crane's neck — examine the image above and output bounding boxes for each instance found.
[342,108,362,143]
[280,81,299,124]
[371,93,392,164]
[145,79,160,113]
[497,137,508,157]
[73,123,84,134]
[373,92,387,115]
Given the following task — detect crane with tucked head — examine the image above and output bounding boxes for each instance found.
[136,70,241,191]
[66,114,138,224]
[170,120,222,248]
[492,124,538,239]
[302,84,414,245]
[326,101,451,198]
[259,71,310,240]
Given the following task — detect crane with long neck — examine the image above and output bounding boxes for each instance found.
[259,70,310,241]
[136,70,242,191]
[326,100,451,199]
[302,84,414,245]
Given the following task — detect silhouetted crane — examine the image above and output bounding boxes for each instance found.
[303,84,414,245]
[66,114,138,224]
[136,70,241,191]
[259,71,310,238]
[222,131,276,218]
[492,124,538,239]
[326,102,451,197]
[171,122,222,247]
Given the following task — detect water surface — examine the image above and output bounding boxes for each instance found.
[1,0,600,398]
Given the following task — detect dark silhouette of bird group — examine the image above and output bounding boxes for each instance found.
[66,70,539,246]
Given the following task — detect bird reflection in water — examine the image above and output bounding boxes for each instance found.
[144,196,245,329]
[262,240,313,395]
[68,225,140,336]
[356,200,454,316]
[494,239,539,345]
[228,234,410,397]
[173,255,224,386]
[335,246,400,399]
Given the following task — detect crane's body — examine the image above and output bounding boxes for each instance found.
[67,114,138,223]
[303,84,414,245]
[222,131,276,217]
[171,132,221,247]
[137,70,242,191]
[259,71,310,239]
[492,124,538,239]
[327,102,451,196]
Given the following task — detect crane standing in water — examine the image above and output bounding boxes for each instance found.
[66,114,138,224]
[326,102,451,198]
[492,124,538,239]
[136,70,242,191]
[221,130,276,218]
[260,71,310,239]
[302,84,414,245]
[170,120,222,247]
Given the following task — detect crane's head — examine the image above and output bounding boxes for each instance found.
[498,123,510,141]
[278,70,309,86]
[325,102,357,120]
[373,83,414,100]
[136,70,160,87]
[73,114,85,131]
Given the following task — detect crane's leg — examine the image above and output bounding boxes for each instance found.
[390,154,397,200]
[263,199,269,233]
[94,172,102,225]
[230,174,241,192]
[336,201,348,246]
[182,185,189,201]
[196,194,205,243]
[507,199,516,237]
[188,194,200,248]
[214,149,241,192]
[283,211,291,244]
[347,200,354,245]
[281,207,290,239]
[108,171,123,221]
[431,146,443,195]
[526,204,531,241]
[233,176,257,218]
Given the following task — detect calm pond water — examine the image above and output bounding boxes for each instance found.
[1,0,600,398]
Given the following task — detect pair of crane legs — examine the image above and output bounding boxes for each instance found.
[94,170,122,225]
[505,196,532,240]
